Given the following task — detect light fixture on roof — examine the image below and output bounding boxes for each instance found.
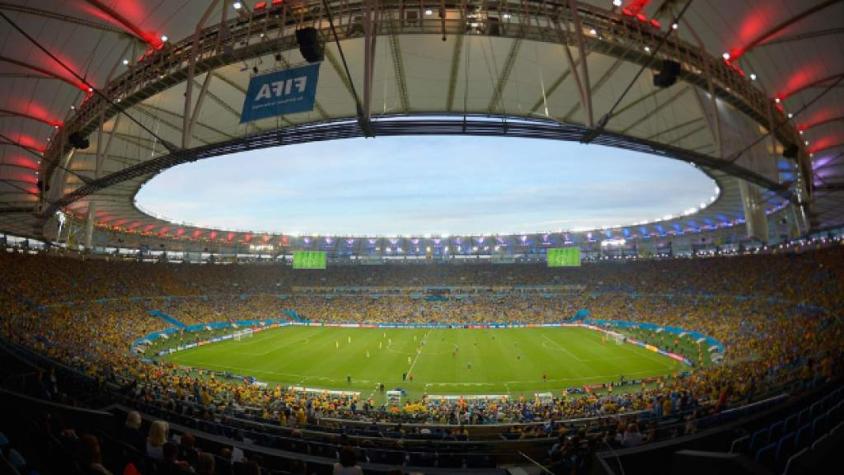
[804,140,809,146]
[799,130,804,135]
[503,13,511,20]
[122,58,129,65]
[749,73,757,80]
[589,28,597,35]
[671,23,678,30]
[233,2,242,9]
[787,113,793,119]
[722,52,730,61]
[424,9,432,16]
[70,105,75,110]
[774,97,781,103]
[644,46,651,52]
[613,0,622,6]
[160,35,168,43]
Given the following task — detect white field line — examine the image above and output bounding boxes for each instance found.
[539,334,586,362]
[405,329,431,376]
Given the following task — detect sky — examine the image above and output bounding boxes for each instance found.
[135,136,718,236]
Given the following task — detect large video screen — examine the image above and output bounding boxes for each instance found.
[547,247,581,267]
[292,251,327,269]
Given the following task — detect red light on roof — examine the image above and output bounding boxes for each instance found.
[209,230,218,240]
[255,2,267,10]
[272,0,284,5]
[226,232,235,242]
[176,228,185,236]
[4,157,38,169]
[4,171,38,184]
[244,233,253,243]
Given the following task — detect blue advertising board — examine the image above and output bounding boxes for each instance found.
[240,63,320,123]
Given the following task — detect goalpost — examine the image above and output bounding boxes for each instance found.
[234,329,254,341]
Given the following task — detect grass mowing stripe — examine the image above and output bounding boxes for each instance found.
[163,326,686,401]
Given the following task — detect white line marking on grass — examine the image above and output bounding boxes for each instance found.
[405,329,431,376]
[540,334,585,362]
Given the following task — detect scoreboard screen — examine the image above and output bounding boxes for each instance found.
[547,247,581,267]
[292,251,327,269]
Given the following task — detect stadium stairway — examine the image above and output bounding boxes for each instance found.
[147,309,187,329]
[283,309,309,323]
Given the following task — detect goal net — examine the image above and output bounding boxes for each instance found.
[234,329,254,341]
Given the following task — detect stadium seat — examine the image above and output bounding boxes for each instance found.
[809,401,822,419]
[769,420,785,441]
[749,428,770,454]
[729,434,750,454]
[797,408,811,427]
[795,424,812,450]
[784,414,798,434]
[775,432,796,469]
[811,433,828,452]
[812,415,828,437]
[782,448,809,475]
[755,442,777,469]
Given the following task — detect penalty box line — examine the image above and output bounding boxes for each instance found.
[405,329,431,377]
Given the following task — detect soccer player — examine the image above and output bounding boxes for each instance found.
[336,340,339,350]
[348,335,351,344]
[407,356,412,365]
[366,351,370,358]
[379,341,382,350]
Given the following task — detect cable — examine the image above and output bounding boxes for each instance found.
[320,0,371,135]
[582,0,694,143]
[0,11,179,154]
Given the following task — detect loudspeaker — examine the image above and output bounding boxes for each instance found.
[783,143,799,158]
[68,132,90,150]
[296,27,324,63]
[653,60,681,88]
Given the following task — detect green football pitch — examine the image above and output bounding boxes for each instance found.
[163,326,685,400]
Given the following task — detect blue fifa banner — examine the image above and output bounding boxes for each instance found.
[240,63,320,123]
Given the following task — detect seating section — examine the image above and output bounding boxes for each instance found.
[729,387,844,473]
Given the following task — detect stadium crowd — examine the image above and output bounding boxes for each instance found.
[1,245,842,446]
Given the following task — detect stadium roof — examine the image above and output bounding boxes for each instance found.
[0,0,841,248]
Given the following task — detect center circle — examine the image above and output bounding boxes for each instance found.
[136,136,717,235]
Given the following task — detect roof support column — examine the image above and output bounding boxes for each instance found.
[564,0,593,127]
[682,19,722,158]
[183,0,223,148]
[361,0,379,124]
[84,201,95,249]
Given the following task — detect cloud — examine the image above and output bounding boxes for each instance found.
[136,136,716,235]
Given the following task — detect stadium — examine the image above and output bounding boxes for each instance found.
[0,1,843,475]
